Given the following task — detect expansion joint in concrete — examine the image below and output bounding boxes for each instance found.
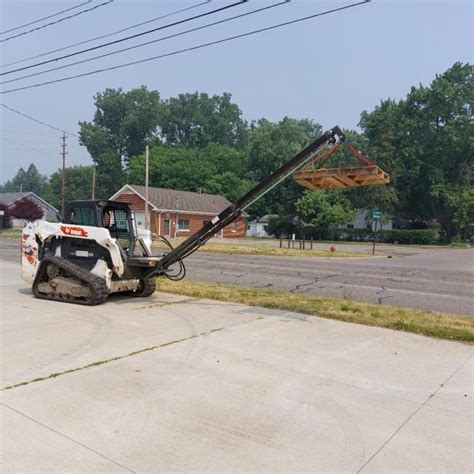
[2,316,260,391]
[1,403,136,473]
[356,353,474,473]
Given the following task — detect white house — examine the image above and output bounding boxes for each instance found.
[247,214,277,238]
[344,209,393,231]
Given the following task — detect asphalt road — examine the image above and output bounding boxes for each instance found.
[183,247,474,316]
[2,237,473,315]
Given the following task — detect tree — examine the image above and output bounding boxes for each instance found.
[1,163,49,196]
[244,117,322,217]
[204,171,253,203]
[295,189,355,228]
[359,62,473,238]
[158,92,248,149]
[79,86,161,197]
[49,166,94,209]
[129,145,216,192]
[9,198,43,221]
[128,143,252,202]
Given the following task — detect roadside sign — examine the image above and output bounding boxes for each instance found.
[371,211,382,255]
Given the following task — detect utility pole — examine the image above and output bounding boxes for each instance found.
[91,165,96,199]
[60,131,67,215]
[144,145,149,231]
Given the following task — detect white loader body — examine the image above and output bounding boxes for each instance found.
[21,220,125,290]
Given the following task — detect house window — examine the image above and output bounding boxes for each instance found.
[178,219,190,231]
[347,224,354,229]
[231,222,237,232]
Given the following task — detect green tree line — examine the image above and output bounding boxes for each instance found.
[1,62,472,240]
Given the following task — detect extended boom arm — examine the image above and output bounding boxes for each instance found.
[156,126,346,272]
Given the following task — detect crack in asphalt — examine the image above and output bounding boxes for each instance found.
[252,282,273,289]
[290,281,317,294]
[289,273,340,294]
[375,286,393,305]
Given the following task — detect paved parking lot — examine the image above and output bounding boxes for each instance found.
[1,260,473,472]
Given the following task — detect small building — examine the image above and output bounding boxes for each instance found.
[247,214,277,238]
[111,184,247,238]
[344,209,393,231]
[0,191,58,228]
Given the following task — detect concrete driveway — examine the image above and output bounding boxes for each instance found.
[1,260,472,472]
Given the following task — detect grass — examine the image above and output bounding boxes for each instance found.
[0,228,22,238]
[152,241,367,258]
[156,279,474,342]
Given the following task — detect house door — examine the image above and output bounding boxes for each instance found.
[164,219,170,237]
[134,212,145,229]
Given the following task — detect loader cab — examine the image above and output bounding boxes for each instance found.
[64,200,135,252]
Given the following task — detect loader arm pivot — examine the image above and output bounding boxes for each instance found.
[155,126,346,272]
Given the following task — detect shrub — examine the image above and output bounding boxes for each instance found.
[378,229,437,244]
[339,228,438,244]
[9,198,44,222]
[266,216,297,238]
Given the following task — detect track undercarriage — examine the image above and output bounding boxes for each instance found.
[33,256,109,305]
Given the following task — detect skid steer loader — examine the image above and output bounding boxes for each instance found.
[20,127,374,305]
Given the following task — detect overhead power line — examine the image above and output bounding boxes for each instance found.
[1,0,210,69]
[1,103,79,137]
[0,0,93,35]
[1,0,247,76]
[0,136,57,153]
[0,1,371,95]
[1,1,115,43]
[0,1,290,86]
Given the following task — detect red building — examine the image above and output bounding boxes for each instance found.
[111,184,247,238]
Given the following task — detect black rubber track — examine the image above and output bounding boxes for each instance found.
[32,256,109,305]
[124,277,156,298]
[134,278,156,297]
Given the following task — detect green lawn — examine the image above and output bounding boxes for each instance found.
[157,279,474,342]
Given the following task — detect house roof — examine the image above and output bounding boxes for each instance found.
[0,192,31,206]
[112,184,233,215]
[0,191,58,212]
[248,214,278,224]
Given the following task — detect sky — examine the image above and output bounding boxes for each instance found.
[0,0,472,183]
